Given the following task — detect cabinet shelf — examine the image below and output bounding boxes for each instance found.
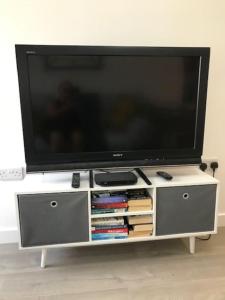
[91,235,154,244]
[91,210,153,218]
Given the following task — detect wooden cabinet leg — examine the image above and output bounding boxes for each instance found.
[189,236,195,254]
[41,249,47,268]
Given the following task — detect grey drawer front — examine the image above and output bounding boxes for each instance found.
[18,192,89,247]
[156,185,217,236]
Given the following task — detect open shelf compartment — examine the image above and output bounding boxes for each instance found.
[90,187,155,241]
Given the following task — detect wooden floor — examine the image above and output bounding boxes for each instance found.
[1,230,225,300]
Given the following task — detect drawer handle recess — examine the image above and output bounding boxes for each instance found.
[183,193,190,200]
[50,201,58,208]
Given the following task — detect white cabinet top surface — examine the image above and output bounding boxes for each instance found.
[14,166,218,194]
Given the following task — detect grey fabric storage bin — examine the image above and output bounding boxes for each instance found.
[18,192,89,247]
[156,184,216,236]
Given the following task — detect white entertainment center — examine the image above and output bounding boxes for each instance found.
[15,166,219,268]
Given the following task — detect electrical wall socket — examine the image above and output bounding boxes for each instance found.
[201,157,219,165]
[201,157,219,175]
[0,167,25,181]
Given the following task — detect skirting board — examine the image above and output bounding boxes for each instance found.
[218,213,225,227]
[0,228,18,244]
[1,214,225,244]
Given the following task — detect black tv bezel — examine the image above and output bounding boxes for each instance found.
[15,45,210,172]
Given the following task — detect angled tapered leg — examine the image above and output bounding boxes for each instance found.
[189,237,195,254]
[41,249,47,268]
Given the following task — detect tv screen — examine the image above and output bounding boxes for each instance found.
[16,46,210,172]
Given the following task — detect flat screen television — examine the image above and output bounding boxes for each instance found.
[15,45,210,172]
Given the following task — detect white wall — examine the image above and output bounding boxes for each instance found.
[1,0,225,242]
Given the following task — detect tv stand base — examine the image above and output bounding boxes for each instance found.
[39,236,196,268]
[15,166,218,268]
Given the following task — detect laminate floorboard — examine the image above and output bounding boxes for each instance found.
[1,229,225,299]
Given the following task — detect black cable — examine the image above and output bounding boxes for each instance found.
[96,169,111,173]
[134,168,152,185]
[89,170,93,188]
[210,162,218,178]
[96,168,135,174]
[198,163,218,241]
[197,161,218,242]
[197,235,211,241]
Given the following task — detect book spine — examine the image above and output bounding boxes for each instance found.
[92,228,128,234]
[92,233,128,240]
[128,206,150,212]
[92,203,128,209]
[91,220,125,226]
[91,224,127,230]
[128,200,151,206]
[92,196,127,204]
[133,224,153,231]
[92,235,128,241]
[92,233,128,237]
[91,208,126,214]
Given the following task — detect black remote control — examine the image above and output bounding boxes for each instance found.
[72,173,80,188]
[156,171,173,180]
[134,168,152,185]
[89,170,93,188]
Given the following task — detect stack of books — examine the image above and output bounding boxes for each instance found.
[127,189,152,212]
[91,191,128,214]
[91,217,128,240]
[128,215,153,237]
